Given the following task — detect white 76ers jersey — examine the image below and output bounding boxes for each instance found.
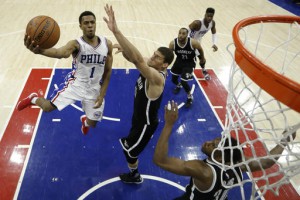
[189,19,213,41]
[72,36,108,89]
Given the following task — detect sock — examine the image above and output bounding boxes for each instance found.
[31,97,37,104]
[128,165,138,175]
[84,120,89,127]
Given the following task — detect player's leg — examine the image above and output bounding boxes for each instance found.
[195,49,210,81]
[17,93,57,112]
[170,62,183,94]
[119,119,159,184]
[181,67,194,108]
[80,98,105,135]
[198,55,210,80]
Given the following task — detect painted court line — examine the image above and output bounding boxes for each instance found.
[213,106,223,109]
[77,174,185,200]
[16,145,30,149]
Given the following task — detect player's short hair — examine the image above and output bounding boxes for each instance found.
[157,47,174,65]
[79,11,96,24]
[223,137,243,164]
[206,7,215,15]
[180,27,189,34]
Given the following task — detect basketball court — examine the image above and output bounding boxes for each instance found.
[0,0,300,199]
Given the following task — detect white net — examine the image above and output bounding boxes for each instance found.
[213,16,300,200]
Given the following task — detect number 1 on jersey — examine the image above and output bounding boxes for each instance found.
[90,66,95,78]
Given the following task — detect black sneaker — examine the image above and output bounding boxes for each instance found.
[185,95,193,108]
[202,69,211,80]
[119,172,143,184]
[173,83,182,94]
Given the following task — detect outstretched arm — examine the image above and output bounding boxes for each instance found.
[153,101,211,179]
[103,4,159,82]
[241,131,296,172]
[24,34,78,58]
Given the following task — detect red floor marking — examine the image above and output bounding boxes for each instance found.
[0,69,52,200]
[195,69,299,200]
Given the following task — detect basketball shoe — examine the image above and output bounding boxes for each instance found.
[80,115,89,135]
[119,172,143,184]
[202,69,211,80]
[185,94,193,108]
[16,93,38,111]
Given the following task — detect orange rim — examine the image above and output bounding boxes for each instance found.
[233,15,300,113]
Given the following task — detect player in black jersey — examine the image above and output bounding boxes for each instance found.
[104,5,174,184]
[169,28,206,107]
[154,101,296,200]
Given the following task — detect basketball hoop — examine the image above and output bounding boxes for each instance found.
[214,15,300,200]
[233,15,300,113]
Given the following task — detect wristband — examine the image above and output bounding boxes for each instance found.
[212,33,217,45]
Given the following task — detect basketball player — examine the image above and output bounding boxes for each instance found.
[188,7,217,80]
[154,101,296,200]
[17,11,113,135]
[169,28,206,108]
[103,4,174,184]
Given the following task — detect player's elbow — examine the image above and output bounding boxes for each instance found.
[153,154,164,167]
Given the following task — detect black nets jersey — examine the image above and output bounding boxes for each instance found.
[174,37,196,64]
[132,72,165,125]
[182,159,243,200]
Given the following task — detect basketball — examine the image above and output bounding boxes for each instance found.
[26,16,60,49]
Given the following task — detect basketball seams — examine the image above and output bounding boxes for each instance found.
[39,19,56,48]
[32,16,49,45]
[26,15,60,49]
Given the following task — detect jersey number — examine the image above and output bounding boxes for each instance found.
[90,67,95,78]
[182,55,188,60]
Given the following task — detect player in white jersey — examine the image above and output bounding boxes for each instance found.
[188,7,217,80]
[17,11,113,135]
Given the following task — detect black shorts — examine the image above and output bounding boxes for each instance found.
[119,119,159,158]
[170,60,195,81]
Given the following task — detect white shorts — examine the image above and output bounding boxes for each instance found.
[51,80,104,121]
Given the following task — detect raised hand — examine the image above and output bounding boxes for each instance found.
[164,101,178,125]
[103,4,118,33]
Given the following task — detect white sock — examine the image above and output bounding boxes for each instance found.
[84,120,89,127]
[31,97,37,104]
